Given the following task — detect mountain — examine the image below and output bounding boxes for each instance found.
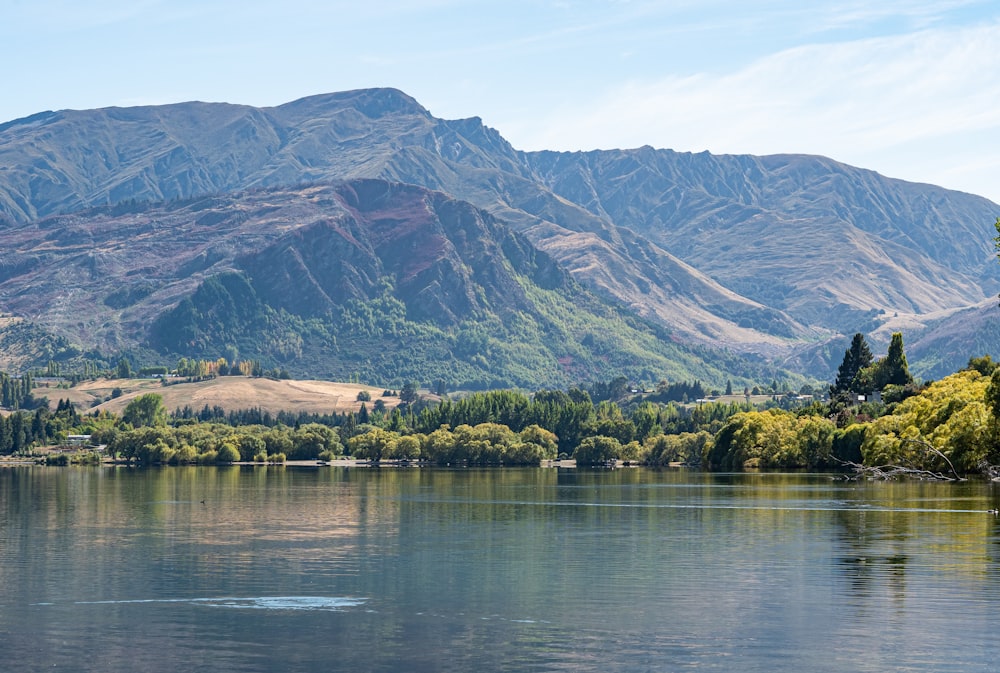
[0,178,768,388]
[1,88,998,380]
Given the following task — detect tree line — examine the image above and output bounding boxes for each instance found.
[0,400,81,454]
[11,329,1000,475]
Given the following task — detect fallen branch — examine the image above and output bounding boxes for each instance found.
[833,437,965,481]
[835,459,960,481]
[977,460,1000,482]
[899,438,964,481]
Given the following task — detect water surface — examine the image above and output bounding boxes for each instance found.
[2,466,1000,672]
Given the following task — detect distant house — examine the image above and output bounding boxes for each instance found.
[65,435,92,447]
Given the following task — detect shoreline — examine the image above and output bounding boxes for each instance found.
[0,454,589,468]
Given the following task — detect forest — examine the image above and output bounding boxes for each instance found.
[3,330,1000,476]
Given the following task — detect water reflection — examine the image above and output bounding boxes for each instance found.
[3,467,1000,673]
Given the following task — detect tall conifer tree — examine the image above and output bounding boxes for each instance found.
[832,333,874,394]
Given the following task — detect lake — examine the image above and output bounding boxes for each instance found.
[2,466,1000,672]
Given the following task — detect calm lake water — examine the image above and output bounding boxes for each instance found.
[3,466,1000,672]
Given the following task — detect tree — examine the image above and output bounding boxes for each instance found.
[421,426,457,464]
[863,369,992,472]
[388,435,421,460]
[832,333,874,395]
[399,382,419,405]
[573,435,622,466]
[232,433,266,461]
[348,428,399,461]
[986,368,1000,420]
[519,425,558,459]
[967,355,997,376]
[215,442,241,464]
[289,423,341,460]
[853,332,914,393]
[116,358,133,379]
[876,332,913,388]
[122,393,167,427]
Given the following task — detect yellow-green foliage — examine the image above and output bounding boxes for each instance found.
[348,427,399,461]
[642,431,712,466]
[707,409,835,469]
[573,435,623,465]
[861,370,995,471]
[344,422,558,465]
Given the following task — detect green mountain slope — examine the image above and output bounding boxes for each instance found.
[0,179,779,388]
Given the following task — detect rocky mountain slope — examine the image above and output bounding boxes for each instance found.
[0,179,765,388]
[1,88,997,380]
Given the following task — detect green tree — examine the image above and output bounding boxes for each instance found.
[122,393,167,427]
[388,434,422,460]
[986,368,1000,420]
[862,369,992,472]
[116,358,133,379]
[421,426,457,464]
[215,442,241,464]
[967,354,997,376]
[519,425,558,459]
[573,435,622,466]
[877,332,913,388]
[832,333,873,395]
[642,431,711,466]
[854,332,914,393]
[289,423,341,460]
[399,382,419,405]
[348,427,399,461]
[232,433,266,461]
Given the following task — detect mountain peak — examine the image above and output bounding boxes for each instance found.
[0,89,997,381]
[273,87,430,120]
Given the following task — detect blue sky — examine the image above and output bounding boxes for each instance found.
[4,0,1000,202]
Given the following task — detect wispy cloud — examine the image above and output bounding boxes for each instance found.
[507,20,1000,200]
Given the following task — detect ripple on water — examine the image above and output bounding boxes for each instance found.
[49,596,368,611]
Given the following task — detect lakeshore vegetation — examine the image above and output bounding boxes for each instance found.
[5,331,1000,476]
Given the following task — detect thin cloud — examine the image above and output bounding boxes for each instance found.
[507,21,1000,201]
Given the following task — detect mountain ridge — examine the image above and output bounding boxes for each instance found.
[1,88,997,380]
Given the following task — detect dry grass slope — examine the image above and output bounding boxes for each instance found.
[35,377,400,416]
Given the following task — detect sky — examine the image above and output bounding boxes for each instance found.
[4,0,1000,203]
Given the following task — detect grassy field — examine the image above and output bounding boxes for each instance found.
[33,377,401,415]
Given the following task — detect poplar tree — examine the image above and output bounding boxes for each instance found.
[877,332,913,388]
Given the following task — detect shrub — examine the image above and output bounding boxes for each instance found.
[196,450,218,464]
[216,443,241,464]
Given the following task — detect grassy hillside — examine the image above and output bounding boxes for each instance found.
[35,377,400,416]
